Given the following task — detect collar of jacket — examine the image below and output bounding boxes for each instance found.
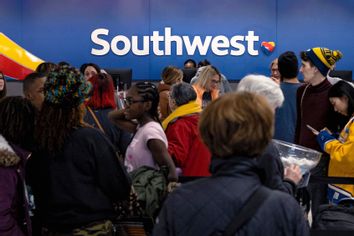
[0,135,20,167]
[162,100,202,130]
[308,78,331,92]
[10,143,32,167]
[209,155,262,179]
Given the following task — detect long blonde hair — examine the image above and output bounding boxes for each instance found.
[195,65,221,90]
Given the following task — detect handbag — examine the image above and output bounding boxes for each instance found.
[113,187,153,236]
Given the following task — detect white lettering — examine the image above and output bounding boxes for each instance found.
[131,36,149,56]
[91,28,110,56]
[183,36,212,55]
[111,35,131,55]
[245,31,259,56]
[165,27,183,56]
[151,31,164,56]
[230,35,245,56]
[211,36,230,56]
[90,27,261,57]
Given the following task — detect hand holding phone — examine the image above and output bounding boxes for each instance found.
[306,124,319,135]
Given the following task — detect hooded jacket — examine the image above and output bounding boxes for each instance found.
[0,135,31,236]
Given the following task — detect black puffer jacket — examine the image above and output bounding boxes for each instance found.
[258,142,296,195]
[153,156,309,236]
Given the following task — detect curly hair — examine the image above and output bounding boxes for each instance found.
[35,103,87,153]
[0,96,36,150]
[134,82,160,122]
[35,66,91,153]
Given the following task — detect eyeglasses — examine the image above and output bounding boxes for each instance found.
[211,79,221,84]
[124,97,145,106]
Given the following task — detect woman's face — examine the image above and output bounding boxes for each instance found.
[84,66,98,80]
[330,96,348,116]
[0,75,4,91]
[123,87,146,120]
[207,74,221,91]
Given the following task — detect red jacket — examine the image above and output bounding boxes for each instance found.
[165,114,211,176]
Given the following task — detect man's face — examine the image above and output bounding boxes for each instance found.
[26,76,46,110]
[300,60,316,84]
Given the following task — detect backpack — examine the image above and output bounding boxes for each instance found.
[129,166,168,218]
[312,203,354,230]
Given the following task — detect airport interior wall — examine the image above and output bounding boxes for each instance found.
[0,0,353,81]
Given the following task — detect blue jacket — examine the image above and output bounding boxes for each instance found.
[154,156,308,236]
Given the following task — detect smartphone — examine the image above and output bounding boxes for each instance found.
[306,124,319,135]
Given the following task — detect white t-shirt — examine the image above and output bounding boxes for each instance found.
[125,121,168,172]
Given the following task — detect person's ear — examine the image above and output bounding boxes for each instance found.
[169,98,177,111]
[313,66,319,74]
[342,95,349,103]
[143,100,152,111]
[24,92,32,100]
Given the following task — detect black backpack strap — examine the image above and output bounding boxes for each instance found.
[223,186,270,236]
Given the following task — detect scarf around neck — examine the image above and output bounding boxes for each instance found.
[162,101,202,130]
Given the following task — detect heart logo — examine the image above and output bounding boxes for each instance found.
[261,41,276,55]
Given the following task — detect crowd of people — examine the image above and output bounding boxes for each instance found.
[0,46,353,235]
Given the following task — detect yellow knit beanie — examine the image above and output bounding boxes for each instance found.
[305,47,343,76]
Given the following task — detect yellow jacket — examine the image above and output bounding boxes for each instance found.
[325,116,354,196]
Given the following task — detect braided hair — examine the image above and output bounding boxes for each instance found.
[134,82,160,122]
[0,96,36,150]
